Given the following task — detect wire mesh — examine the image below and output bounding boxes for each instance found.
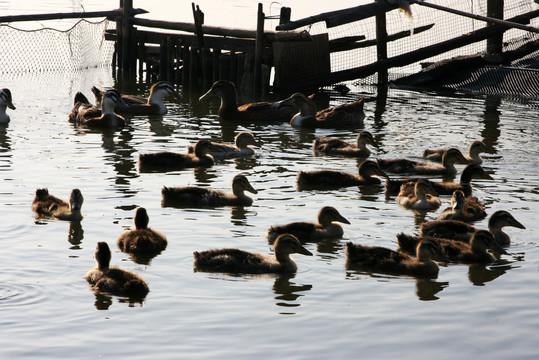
[0,18,114,74]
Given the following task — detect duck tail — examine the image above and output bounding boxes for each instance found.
[396,233,419,255]
[74,92,90,105]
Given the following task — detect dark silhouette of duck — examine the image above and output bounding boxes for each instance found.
[297,160,388,189]
[117,207,167,257]
[313,130,378,157]
[377,148,468,176]
[438,190,486,222]
[139,139,218,170]
[32,188,84,221]
[423,140,489,165]
[68,89,128,128]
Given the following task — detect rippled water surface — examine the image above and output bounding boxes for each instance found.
[2,1,539,359]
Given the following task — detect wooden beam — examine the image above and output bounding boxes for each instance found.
[0,8,147,23]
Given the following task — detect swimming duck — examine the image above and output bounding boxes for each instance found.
[277,92,365,128]
[396,179,441,211]
[345,239,447,279]
[420,210,525,246]
[313,130,378,157]
[377,148,468,176]
[193,234,313,274]
[266,206,350,244]
[139,139,218,170]
[199,80,297,123]
[297,160,388,189]
[117,207,167,257]
[385,164,492,196]
[85,242,149,298]
[32,188,83,221]
[0,88,15,123]
[423,140,489,164]
[397,230,507,263]
[438,190,486,222]
[162,174,258,207]
[187,131,259,159]
[92,81,181,115]
[68,90,128,128]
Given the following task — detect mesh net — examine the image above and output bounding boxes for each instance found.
[302,0,539,98]
[0,18,114,74]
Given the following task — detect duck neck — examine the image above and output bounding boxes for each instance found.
[275,251,295,268]
[0,105,8,122]
[459,168,474,185]
[101,99,116,115]
[442,157,457,170]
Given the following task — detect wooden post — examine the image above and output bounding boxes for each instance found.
[121,0,134,71]
[182,45,190,88]
[167,36,175,81]
[279,7,291,25]
[254,3,265,96]
[159,37,168,80]
[375,0,388,84]
[486,0,504,62]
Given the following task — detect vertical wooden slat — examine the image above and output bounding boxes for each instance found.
[487,0,504,61]
[254,3,265,96]
[375,0,388,85]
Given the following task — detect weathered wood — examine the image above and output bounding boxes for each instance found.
[254,3,265,95]
[487,0,504,58]
[329,24,434,52]
[159,36,167,80]
[192,3,205,49]
[132,17,310,42]
[0,8,147,23]
[375,0,388,84]
[121,0,134,71]
[167,36,175,81]
[279,7,291,25]
[329,9,539,85]
[182,45,190,88]
[276,1,396,30]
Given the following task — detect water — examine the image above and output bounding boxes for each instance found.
[2,1,539,359]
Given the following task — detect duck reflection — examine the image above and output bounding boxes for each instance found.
[0,125,12,170]
[68,220,84,249]
[467,259,518,286]
[272,273,312,312]
[481,96,501,153]
[91,290,145,310]
[415,278,449,301]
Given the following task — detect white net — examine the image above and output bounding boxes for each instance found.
[0,18,115,74]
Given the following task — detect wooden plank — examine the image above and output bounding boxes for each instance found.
[0,8,147,23]
[254,3,265,95]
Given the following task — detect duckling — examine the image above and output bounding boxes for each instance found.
[313,130,378,157]
[423,140,488,164]
[266,206,350,244]
[345,239,447,279]
[117,208,167,257]
[193,234,313,274]
[385,164,492,196]
[199,80,297,123]
[397,230,507,263]
[420,210,525,246]
[377,148,468,176]
[297,160,388,189]
[139,139,218,170]
[161,174,258,207]
[92,81,181,115]
[68,90,128,128]
[438,190,486,222]
[396,179,441,211]
[278,92,365,128]
[0,88,15,123]
[32,188,83,221]
[85,242,149,298]
[187,131,259,159]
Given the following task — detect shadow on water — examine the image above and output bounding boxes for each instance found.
[68,220,84,249]
[481,96,502,153]
[415,278,449,301]
[91,290,145,310]
[0,125,11,171]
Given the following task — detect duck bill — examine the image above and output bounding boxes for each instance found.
[336,214,351,225]
[481,172,494,180]
[6,99,15,110]
[377,168,390,179]
[273,97,293,109]
[246,182,258,195]
[198,89,214,102]
[452,202,463,211]
[117,97,130,110]
[171,89,183,100]
[510,217,526,230]
[492,241,508,255]
[298,246,313,256]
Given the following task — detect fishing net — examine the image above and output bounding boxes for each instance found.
[0,18,114,74]
[299,0,539,100]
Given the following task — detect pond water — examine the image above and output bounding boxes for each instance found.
[1,1,539,359]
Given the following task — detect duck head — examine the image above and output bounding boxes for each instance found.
[101,90,129,114]
[0,88,15,110]
[442,148,469,165]
[148,81,182,104]
[235,131,260,148]
[232,174,258,195]
[488,210,526,231]
[69,189,84,211]
[134,207,150,230]
[318,206,350,226]
[359,160,389,179]
[95,241,112,272]
[470,230,507,255]
[274,234,313,257]
[357,131,379,149]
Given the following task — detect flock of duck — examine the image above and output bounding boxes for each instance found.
[0,79,526,300]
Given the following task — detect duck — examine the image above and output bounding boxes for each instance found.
[32,188,83,221]
[385,164,492,196]
[377,148,468,176]
[85,242,149,298]
[313,130,378,157]
[396,178,441,211]
[397,230,507,263]
[420,210,525,246]
[266,206,350,244]
[438,190,486,222]
[423,140,489,164]
[297,160,388,189]
[0,88,15,123]
[193,234,313,274]
[117,208,167,257]
[161,174,258,207]
[198,80,297,123]
[187,131,259,159]
[139,139,218,170]
[68,89,128,128]
[91,81,182,115]
[277,92,365,128]
[345,239,447,279]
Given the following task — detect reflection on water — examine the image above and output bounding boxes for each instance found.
[68,221,84,249]
[415,278,449,301]
[272,274,313,314]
